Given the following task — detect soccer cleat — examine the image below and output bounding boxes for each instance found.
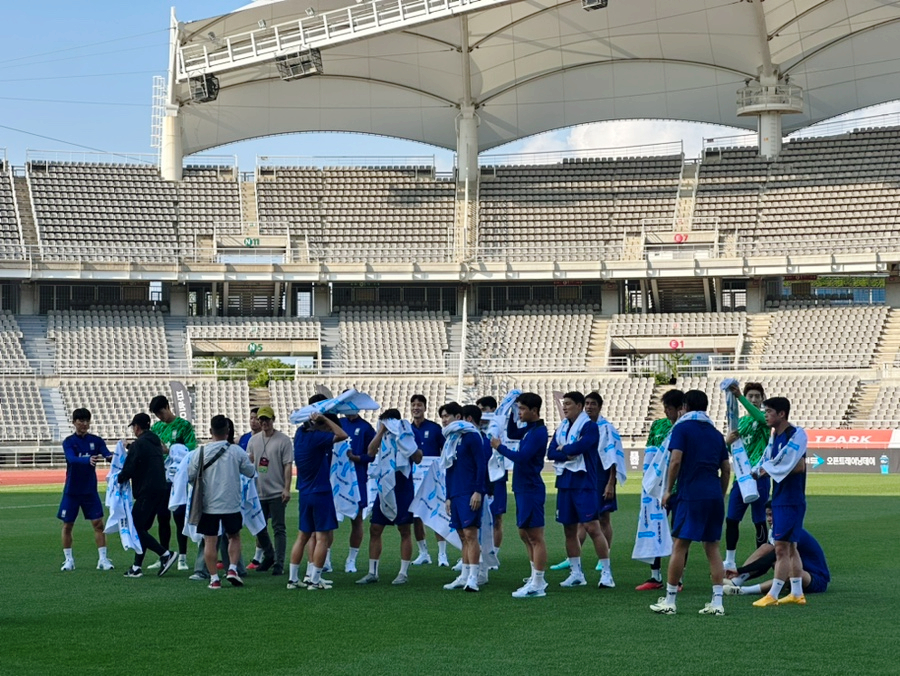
[246,559,261,570]
[226,570,243,587]
[550,559,570,571]
[306,581,330,591]
[391,573,409,586]
[699,603,726,616]
[559,573,587,588]
[477,571,489,586]
[323,562,333,574]
[271,566,284,576]
[650,598,677,615]
[443,575,467,590]
[124,566,143,579]
[188,572,208,582]
[752,594,780,607]
[412,552,432,566]
[777,594,807,606]
[464,579,480,593]
[303,576,333,588]
[635,579,664,591]
[208,579,222,590]
[286,579,305,590]
[723,584,744,596]
[146,559,162,570]
[97,559,115,571]
[450,558,462,571]
[158,552,178,577]
[345,560,358,574]
[356,573,379,585]
[438,554,451,568]
[61,559,76,572]
[598,574,616,589]
[512,583,547,599]
[256,557,275,573]
[177,556,189,571]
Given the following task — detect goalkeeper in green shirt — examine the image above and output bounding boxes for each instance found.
[723,381,771,571]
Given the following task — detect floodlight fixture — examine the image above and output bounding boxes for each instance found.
[189,74,220,103]
[306,7,316,16]
[582,0,608,10]
[258,19,267,28]
[275,49,324,81]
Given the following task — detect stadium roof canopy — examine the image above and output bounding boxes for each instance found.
[172,0,900,154]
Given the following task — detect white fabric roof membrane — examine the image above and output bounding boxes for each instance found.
[175,0,900,154]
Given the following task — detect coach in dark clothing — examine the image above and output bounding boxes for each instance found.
[118,413,177,578]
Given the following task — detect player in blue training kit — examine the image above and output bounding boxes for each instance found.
[409,393,447,566]
[477,396,508,567]
[492,392,550,598]
[341,411,376,573]
[287,411,348,590]
[58,408,114,572]
[546,391,604,588]
[651,390,730,616]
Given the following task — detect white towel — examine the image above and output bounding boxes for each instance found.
[755,426,808,483]
[240,475,266,535]
[167,444,190,510]
[330,439,361,520]
[439,420,481,470]
[289,388,379,425]
[104,440,143,554]
[553,411,591,475]
[484,389,521,481]
[719,379,758,503]
[632,433,675,563]
[642,410,715,500]
[478,496,499,569]
[596,416,627,485]
[369,418,419,521]
[409,457,462,549]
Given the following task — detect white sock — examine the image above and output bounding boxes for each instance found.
[369,559,379,576]
[178,553,187,563]
[305,561,314,577]
[790,577,803,597]
[210,573,219,582]
[324,549,332,568]
[568,557,582,576]
[600,558,611,575]
[417,540,428,555]
[769,578,785,599]
[742,584,762,595]
[64,548,73,561]
[666,583,679,605]
[228,564,238,573]
[533,569,545,586]
[725,549,736,565]
[400,559,411,575]
[253,547,264,561]
[461,564,471,579]
[438,541,447,557]
[712,585,724,607]
[347,547,359,564]
[651,568,662,582]
[310,565,322,584]
[289,563,300,582]
[98,546,108,560]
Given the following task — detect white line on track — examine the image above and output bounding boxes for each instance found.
[0,503,56,509]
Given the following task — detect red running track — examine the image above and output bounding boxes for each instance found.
[0,469,111,486]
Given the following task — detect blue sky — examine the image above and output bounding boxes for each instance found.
[2,1,899,171]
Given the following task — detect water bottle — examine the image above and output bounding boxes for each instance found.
[881,454,889,475]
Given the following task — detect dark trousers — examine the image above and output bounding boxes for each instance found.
[736,549,777,581]
[256,497,287,569]
[157,489,189,555]
[132,493,168,567]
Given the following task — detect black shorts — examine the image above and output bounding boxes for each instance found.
[197,512,243,537]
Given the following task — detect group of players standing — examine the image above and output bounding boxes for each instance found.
[57,380,828,610]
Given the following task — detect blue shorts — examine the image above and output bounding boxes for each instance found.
[771,504,805,543]
[515,491,545,529]
[370,486,415,527]
[727,476,771,523]
[598,494,618,515]
[355,468,369,510]
[449,495,481,531]
[555,489,598,525]
[490,480,507,517]
[671,498,724,542]
[805,573,828,594]
[298,492,338,534]
[58,493,104,523]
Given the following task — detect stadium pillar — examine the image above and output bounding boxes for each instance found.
[640,280,650,314]
[161,7,183,181]
[313,284,330,317]
[18,283,37,315]
[169,283,188,316]
[600,282,619,316]
[211,283,219,317]
[713,277,723,311]
[456,106,479,187]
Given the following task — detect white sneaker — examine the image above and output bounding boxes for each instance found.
[477,570,489,586]
[392,573,409,586]
[650,597,677,615]
[97,559,115,571]
[438,554,451,567]
[443,575,467,590]
[450,558,462,572]
[723,561,737,573]
[177,556,189,571]
[464,578,480,592]
[356,573,379,585]
[412,552,432,566]
[345,560,358,574]
[699,603,726,616]
[61,559,75,572]
[560,573,587,588]
[323,562,333,573]
[723,584,743,596]
[598,573,615,589]
[512,583,547,598]
[146,559,162,570]
[303,576,333,588]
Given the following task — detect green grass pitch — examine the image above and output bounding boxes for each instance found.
[1,475,898,675]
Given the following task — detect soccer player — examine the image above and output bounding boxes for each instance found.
[724,502,829,597]
[477,395,506,566]
[546,391,604,589]
[635,389,684,591]
[287,411,348,590]
[491,392,550,598]
[751,397,809,607]
[356,409,423,586]
[723,381,771,571]
[119,413,178,579]
[147,394,197,572]
[650,390,730,616]
[239,407,261,451]
[188,415,257,589]
[342,407,376,573]
[409,393,446,566]
[439,402,487,592]
[246,406,293,576]
[58,408,114,572]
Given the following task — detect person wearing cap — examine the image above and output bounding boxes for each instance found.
[118,413,178,579]
[246,406,293,576]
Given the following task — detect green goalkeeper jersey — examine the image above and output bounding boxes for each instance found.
[736,394,769,465]
[646,418,673,448]
[151,416,197,454]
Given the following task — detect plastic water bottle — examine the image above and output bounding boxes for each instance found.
[881,454,889,475]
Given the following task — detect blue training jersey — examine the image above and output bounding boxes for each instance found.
[771,426,806,506]
[669,420,728,501]
[293,427,334,495]
[62,433,111,495]
[547,420,600,491]
[797,529,830,582]
[497,418,548,494]
[238,431,252,451]
[342,416,376,490]
[445,432,487,499]
[412,419,444,457]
